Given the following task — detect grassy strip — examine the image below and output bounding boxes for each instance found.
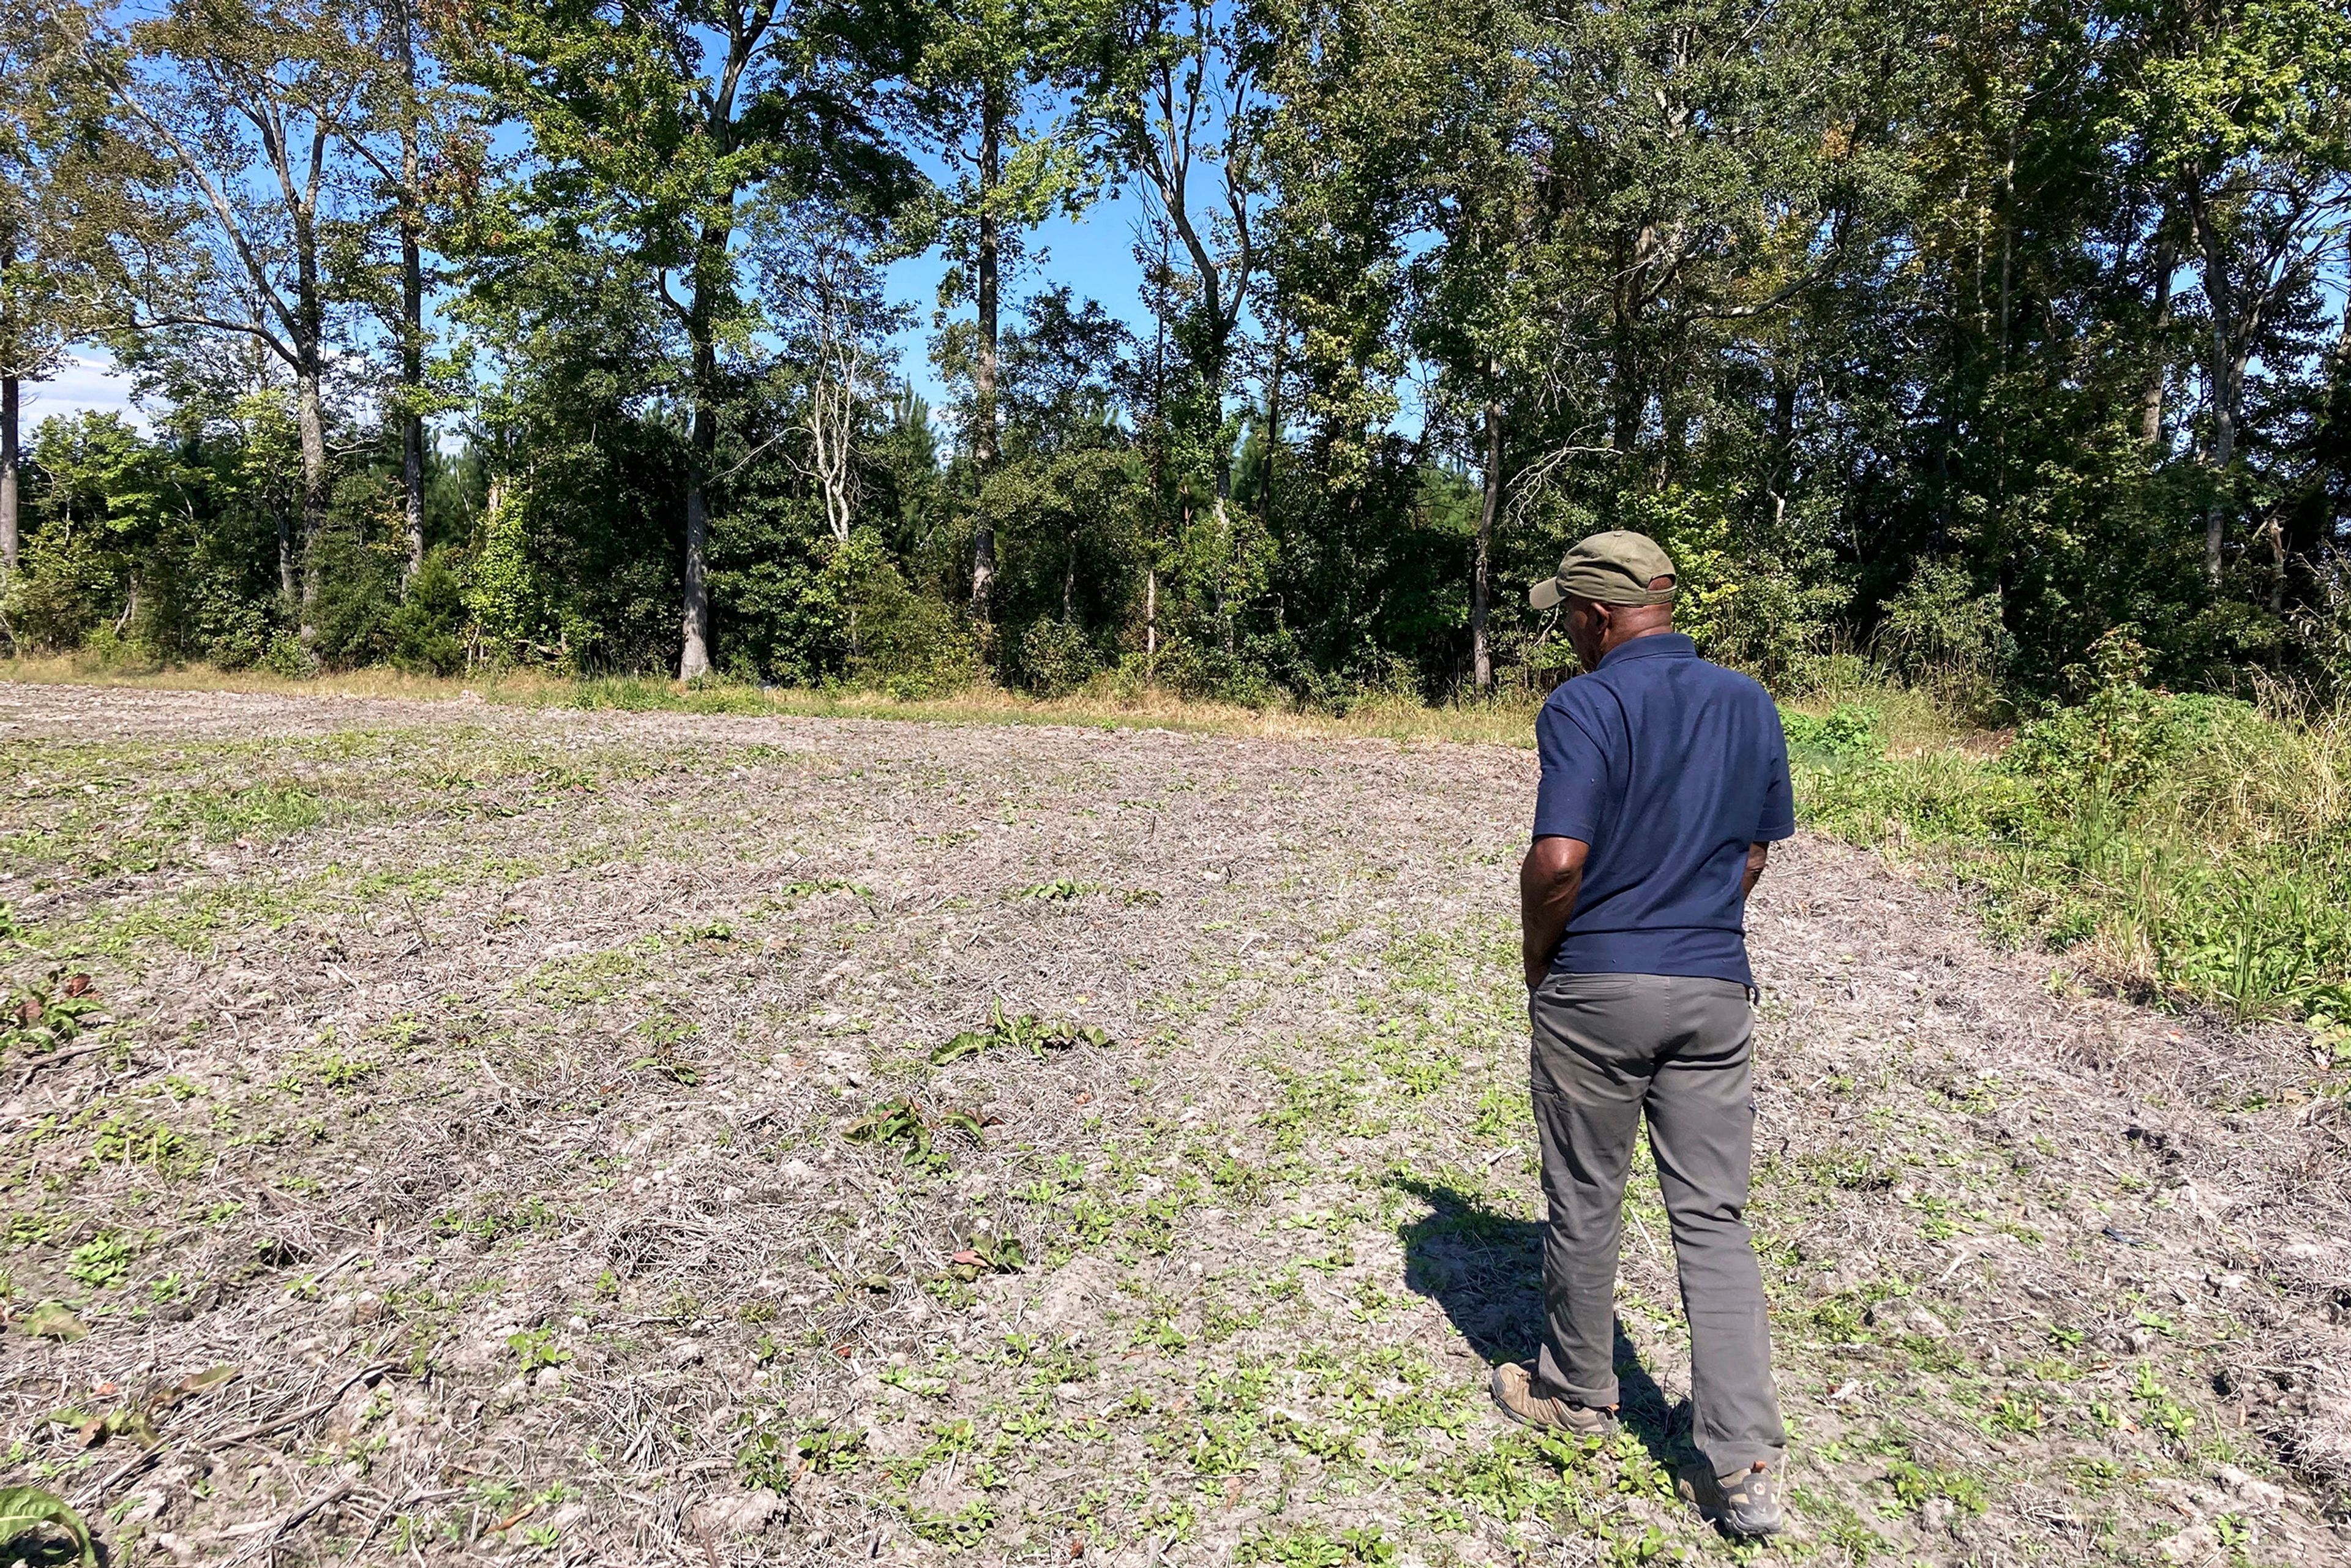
[1789,684,2351,1027]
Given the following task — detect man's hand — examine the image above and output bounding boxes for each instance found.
[1520,836,1589,991]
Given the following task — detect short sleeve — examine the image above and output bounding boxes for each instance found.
[1755,705,1796,842]
[1533,698,1606,843]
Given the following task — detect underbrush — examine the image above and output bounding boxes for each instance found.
[1788,664,2351,1024]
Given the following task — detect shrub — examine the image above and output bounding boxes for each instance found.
[841,540,978,697]
[387,546,472,676]
[1781,703,1883,762]
[1017,617,1098,697]
[1875,558,2014,715]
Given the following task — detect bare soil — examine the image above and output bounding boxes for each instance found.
[0,681,2345,1567]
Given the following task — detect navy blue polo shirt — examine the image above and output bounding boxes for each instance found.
[1532,633,1793,984]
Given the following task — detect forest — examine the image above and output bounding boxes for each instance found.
[1,0,2347,708]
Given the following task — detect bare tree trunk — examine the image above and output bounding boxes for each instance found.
[968,84,1002,645]
[678,337,716,680]
[680,476,710,678]
[2139,234,2175,446]
[1,372,18,580]
[1472,393,1501,696]
[1144,565,1157,677]
[396,0,426,586]
[294,356,328,645]
[2205,376,2235,588]
[2193,204,2248,588]
[1,223,16,579]
[1261,322,1281,535]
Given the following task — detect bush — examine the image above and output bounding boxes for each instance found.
[387,547,472,676]
[840,537,978,697]
[1790,651,2351,1019]
[307,528,399,670]
[1017,618,1099,697]
[3,546,108,652]
[1875,558,2014,716]
[1781,703,1882,761]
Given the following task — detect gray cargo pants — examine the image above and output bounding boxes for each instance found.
[1528,970,1785,1476]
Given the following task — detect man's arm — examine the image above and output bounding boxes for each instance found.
[1742,839,1769,898]
[1520,835,1589,991]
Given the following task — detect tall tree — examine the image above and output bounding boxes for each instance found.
[2126,0,2351,586]
[1082,0,1267,665]
[1402,0,1539,694]
[115,0,377,645]
[347,0,438,585]
[914,0,1090,651]
[0,0,111,583]
[474,0,920,679]
[1087,1,1261,498]
[752,200,907,546]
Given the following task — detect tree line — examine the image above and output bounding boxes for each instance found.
[2,0,2347,705]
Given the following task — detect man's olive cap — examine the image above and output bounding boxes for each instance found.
[1528,530,1679,610]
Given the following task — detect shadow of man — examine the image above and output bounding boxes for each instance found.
[1391,1174,1696,1472]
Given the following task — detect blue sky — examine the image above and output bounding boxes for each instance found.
[882,183,1160,415]
[41,181,1163,435]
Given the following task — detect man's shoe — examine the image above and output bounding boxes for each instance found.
[1488,1362,1617,1436]
[1682,1459,1786,1537]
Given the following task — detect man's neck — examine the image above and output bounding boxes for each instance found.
[1598,620,1678,661]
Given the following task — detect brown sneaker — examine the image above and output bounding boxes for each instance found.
[1488,1362,1618,1435]
[1681,1458,1787,1537]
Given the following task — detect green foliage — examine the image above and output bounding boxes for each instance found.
[1237,1525,1397,1566]
[0,974,103,1061]
[0,1486,98,1568]
[1798,669,2351,1019]
[388,546,473,675]
[1780,703,1882,762]
[66,1233,131,1289]
[929,1000,1110,1063]
[738,1426,864,1490]
[1017,616,1099,697]
[843,1097,989,1171]
[837,530,980,696]
[506,1327,572,1373]
[9,0,2351,726]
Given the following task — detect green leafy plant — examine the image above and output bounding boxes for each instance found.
[929,1000,1110,1064]
[738,1426,867,1490]
[67,1234,132,1289]
[1,973,105,1062]
[1781,703,1883,761]
[843,1098,989,1171]
[947,1236,1027,1278]
[506,1327,572,1373]
[0,1487,97,1567]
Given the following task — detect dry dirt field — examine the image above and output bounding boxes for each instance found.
[0,682,2346,1568]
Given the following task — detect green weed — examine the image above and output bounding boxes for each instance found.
[929,999,1111,1063]
[844,1098,988,1172]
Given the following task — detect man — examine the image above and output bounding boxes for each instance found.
[1488,529,1794,1539]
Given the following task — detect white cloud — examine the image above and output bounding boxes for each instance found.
[17,353,146,432]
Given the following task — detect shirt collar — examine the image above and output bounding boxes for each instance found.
[1598,632,1697,669]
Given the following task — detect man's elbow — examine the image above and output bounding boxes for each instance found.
[1523,835,1589,891]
